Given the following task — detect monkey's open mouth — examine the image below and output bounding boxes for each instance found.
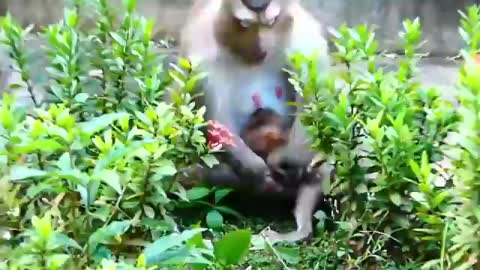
[243,50,267,64]
[255,51,268,62]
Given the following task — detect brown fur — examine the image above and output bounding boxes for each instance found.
[240,108,288,192]
[241,108,323,192]
[214,1,293,65]
[179,0,331,243]
[240,108,288,160]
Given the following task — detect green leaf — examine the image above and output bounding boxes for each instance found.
[186,187,211,201]
[409,159,422,179]
[137,253,147,267]
[16,139,64,154]
[32,213,53,239]
[79,112,129,136]
[26,183,55,198]
[206,210,224,229]
[88,221,131,253]
[214,206,243,219]
[135,111,153,126]
[144,228,206,265]
[186,224,205,249]
[64,8,79,28]
[95,170,122,194]
[172,182,189,201]
[410,192,426,203]
[151,159,177,181]
[124,0,137,13]
[201,154,219,168]
[178,58,191,70]
[143,205,155,219]
[47,254,70,269]
[214,229,251,265]
[355,183,368,194]
[214,188,233,204]
[10,166,48,181]
[51,232,82,250]
[74,93,89,103]
[9,83,24,90]
[150,246,212,266]
[432,191,450,209]
[276,246,301,265]
[184,72,207,92]
[314,210,328,231]
[56,152,72,171]
[94,140,151,174]
[420,151,431,181]
[389,192,402,207]
[110,32,126,46]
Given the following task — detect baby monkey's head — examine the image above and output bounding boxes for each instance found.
[241,108,291,192]
[241,108,288,161]
[241,108,324,193]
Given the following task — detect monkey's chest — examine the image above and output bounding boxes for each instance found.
[232,73,289,129]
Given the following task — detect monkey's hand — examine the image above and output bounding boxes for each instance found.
[207,119,271,183]
[234,146,286,192]
[233,142,270,180]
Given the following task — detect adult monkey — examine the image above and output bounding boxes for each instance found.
[179,0,332,242]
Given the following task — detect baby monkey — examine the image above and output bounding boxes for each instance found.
[241,108,320,193]
[240,107,333,243]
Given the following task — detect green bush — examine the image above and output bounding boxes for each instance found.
[0,0,251,269]
[445,6,480,270]
[286,9,478,270]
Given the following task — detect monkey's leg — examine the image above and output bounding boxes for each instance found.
[263,181,322,243]
[262,158,332,243]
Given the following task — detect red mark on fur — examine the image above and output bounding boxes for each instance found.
[252,92,262,109]
[275,87,283,99]
[207,120,236,150]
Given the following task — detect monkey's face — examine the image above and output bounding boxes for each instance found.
[216,0,294,65]
[243,123,287,159]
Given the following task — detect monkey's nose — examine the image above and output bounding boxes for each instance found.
[242,0,271,12]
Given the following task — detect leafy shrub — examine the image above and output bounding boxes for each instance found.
[285,4,480,269]
[288,13,459,269]
[0,0,252,269]
[444,5,480,270]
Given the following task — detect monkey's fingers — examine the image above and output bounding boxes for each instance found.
[270,166,287,177]
[262,171,283,192]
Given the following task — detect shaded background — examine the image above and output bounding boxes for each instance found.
[0,0,479,56]
[0,0,476,107]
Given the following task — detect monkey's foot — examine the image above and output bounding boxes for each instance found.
[261,228,313,244]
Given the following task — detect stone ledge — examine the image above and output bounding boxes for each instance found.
[0,35,461,109]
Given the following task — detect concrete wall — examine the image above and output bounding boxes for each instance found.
[3,0,478,56]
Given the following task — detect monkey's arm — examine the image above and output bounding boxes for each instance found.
[205,82,271,180]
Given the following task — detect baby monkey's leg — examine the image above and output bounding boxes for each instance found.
[263,158,333,243]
